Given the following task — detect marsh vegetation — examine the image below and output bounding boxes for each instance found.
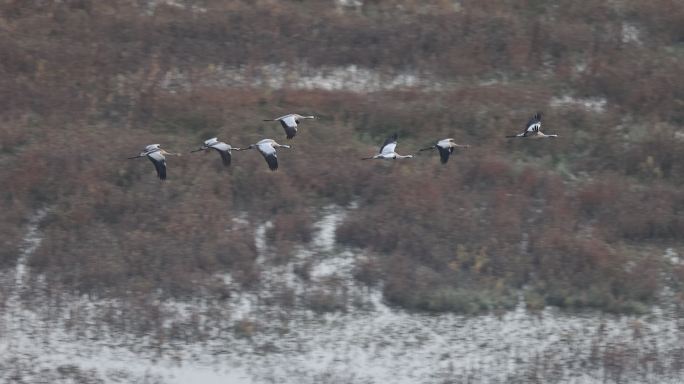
[1,0,684,382]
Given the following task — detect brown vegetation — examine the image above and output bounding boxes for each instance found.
[0,0,683,313]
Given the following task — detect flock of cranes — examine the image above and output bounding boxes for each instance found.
[129,112,557,180]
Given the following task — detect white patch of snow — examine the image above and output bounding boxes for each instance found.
[622,23,642,44]
[161,64,435,93]
[550,95,607,112]
[2,207,683,384]
[254,220,273,259]
[312,205,347,252]
[142,0,207,15]
[12,208,49,289]
[664,248,682,266]
[575,60,589,74]
[335,0,363,11]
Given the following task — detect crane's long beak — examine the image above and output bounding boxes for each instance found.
[127,155,142,159]
[190,148,204,153]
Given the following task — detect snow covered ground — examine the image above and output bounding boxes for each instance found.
[158,62,609,115]
[160,63,431,93]
[1,207,682,383]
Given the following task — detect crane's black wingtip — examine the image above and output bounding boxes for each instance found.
[265,154,278,171]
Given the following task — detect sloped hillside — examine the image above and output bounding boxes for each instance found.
[0,0,683,316]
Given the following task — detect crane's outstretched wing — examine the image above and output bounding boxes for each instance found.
[437,146,453,164]
[379,133,398,155]
[257,142,279,171]
[211,142,233,166]
[279,115,299,139]
[525,113,542,135]
[147,151,167,180]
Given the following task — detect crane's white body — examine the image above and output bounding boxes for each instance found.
[245,139,291,171]
[141,144,161,155]
[129,144,179,180]
[518,131,558,138]
[202,137,232,152]
[507,113,558,138]
[265,113,316,139]
[420,138,469,164]
[192,137,239,166]
[364,134,413,160]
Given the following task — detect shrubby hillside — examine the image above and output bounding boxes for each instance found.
[1,0,683,314]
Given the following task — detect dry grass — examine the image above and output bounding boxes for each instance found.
[0,0,682,312]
